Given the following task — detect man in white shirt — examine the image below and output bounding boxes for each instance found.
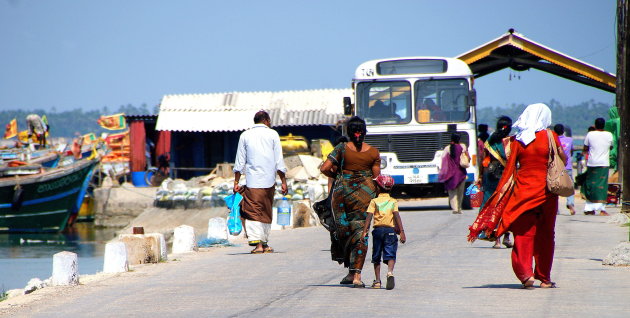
[581,118,613,216]
[233,110,288,253]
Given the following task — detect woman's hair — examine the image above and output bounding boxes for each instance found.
[477,124,489,142]
[333,136,349,146]
[450,133,461,159]
[488,116,512,144]
[346,116,367,149]
[346,116,367,134]
[553,124,565,136]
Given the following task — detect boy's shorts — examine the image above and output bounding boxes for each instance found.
[371,226,398,264]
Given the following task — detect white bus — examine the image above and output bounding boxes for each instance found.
[343,57,478,203]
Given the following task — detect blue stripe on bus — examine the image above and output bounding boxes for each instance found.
[0,187,81,209]
[427,173,475,183]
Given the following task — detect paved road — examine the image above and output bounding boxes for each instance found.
[2,198,629,318]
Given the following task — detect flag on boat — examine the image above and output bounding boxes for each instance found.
[3,118,17,139]
[82,133,97,145]
[98,113,126,130]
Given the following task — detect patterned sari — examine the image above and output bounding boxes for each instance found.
[481,138,508,207]
[469,138,513,241]
[328,143,378,271]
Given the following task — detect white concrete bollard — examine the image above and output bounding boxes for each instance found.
[172,225,197,253]
[147,233,168,261]
[207,217,228,240]
[52,251,79,286]
[103,242,129,273]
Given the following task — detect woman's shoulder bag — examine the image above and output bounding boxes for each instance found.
[546,129,574,197]
[460,144,470,168]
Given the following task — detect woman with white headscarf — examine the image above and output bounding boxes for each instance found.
[469,103,566,289]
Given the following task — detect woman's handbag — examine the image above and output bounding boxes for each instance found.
[313,192,336,232]
[546,130,574,197]
[460,146,470,168]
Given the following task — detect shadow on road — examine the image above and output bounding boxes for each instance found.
[307,284,363,288]
[226,252,286,256]
[463,283,524,289]
[399,205,450,211]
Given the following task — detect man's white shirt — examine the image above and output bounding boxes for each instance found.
[233,124,287,188]
[584,130,613,167]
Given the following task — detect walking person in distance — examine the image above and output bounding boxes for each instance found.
[233,110,288,254]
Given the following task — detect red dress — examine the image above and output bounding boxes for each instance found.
[497,130,560,236]
[470,129,560,284]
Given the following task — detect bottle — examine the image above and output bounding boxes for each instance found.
[277,198,291,226]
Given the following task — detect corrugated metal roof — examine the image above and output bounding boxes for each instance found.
[125,114,158,122]
[156,89,352,132]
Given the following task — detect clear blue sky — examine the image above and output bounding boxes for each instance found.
[0,0,617,112]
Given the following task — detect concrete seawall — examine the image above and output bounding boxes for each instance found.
[93,183,227,240]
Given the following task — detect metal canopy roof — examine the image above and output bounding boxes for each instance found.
[456,29,616,93]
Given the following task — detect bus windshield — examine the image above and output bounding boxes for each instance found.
[415,78,470,123]
[356,81,411,125]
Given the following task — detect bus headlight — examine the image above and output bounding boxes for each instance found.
[380,156,387,169]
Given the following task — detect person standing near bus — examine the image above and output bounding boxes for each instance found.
[438,133,469,214]
[233,110,288,253]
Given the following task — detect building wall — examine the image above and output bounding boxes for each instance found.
[169,125,341,180]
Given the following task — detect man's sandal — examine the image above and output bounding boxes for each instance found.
[371,280,381,289]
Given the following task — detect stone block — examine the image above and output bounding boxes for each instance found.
[103,242,129,273]
[147,233,168,261]
[172,225,198,253]
[52,251,79,286]
[118,234,161,265]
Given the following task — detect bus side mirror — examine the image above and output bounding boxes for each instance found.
[343,97,353,115]
[469,89,477,107]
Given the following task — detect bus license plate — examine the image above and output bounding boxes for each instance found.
[405,174,427,184]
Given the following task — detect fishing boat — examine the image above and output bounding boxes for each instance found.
[0,158,98,233]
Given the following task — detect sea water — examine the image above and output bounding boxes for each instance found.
[0,223,117,292]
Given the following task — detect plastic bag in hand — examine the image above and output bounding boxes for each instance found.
[224,192,243,236]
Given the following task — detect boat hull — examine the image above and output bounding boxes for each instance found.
[0,159,97,233]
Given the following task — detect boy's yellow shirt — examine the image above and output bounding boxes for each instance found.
[366,193,398,227]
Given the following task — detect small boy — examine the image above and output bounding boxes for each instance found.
[361,174,406,290]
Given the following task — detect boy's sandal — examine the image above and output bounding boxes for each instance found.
[340,277,353,285]
[371,280,381,289]
[263,246,274,253]
[386,274,395,290]
[540,282,557,288]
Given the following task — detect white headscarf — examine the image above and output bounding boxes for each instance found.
[512,103,552,146]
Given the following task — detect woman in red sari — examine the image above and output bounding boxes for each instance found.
[469,103,566,289]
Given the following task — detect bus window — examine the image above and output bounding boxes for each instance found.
[415,79,470,123]
[356,81,411,125]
